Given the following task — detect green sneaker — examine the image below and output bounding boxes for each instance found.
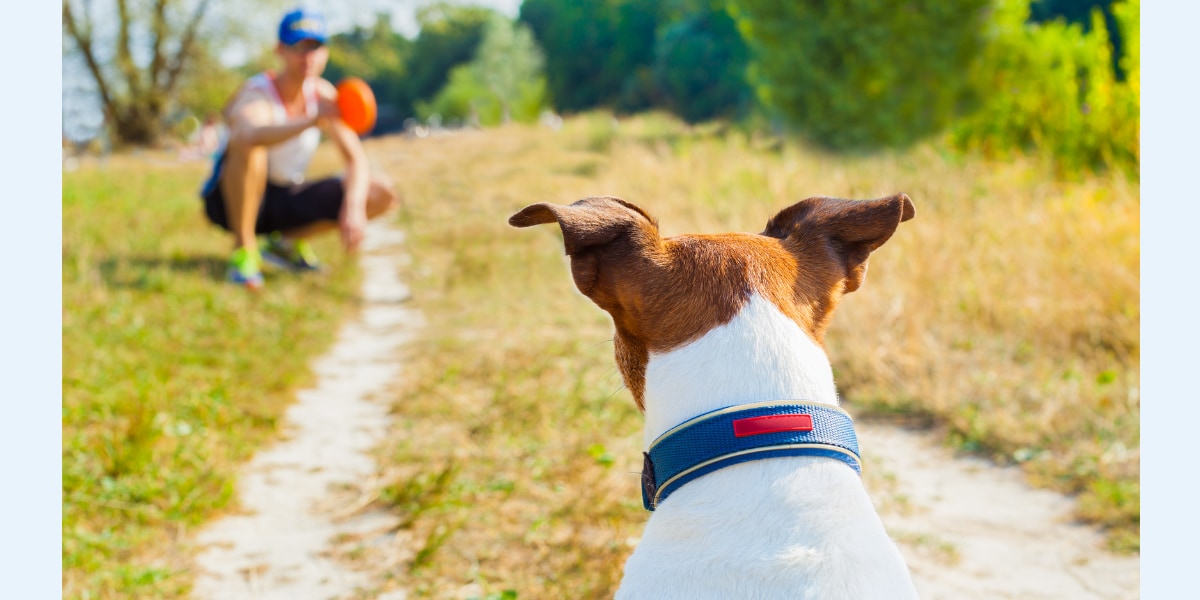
[262,233,322,272]
[227,247,264,290]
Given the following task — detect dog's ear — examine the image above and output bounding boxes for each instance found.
[509,196,657,255]
[509,196,660,296]
[762,193,914,293]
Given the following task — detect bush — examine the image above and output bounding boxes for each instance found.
[654,8,751,123]
[417,15,548,126]
[520,0,664,112]
[394,4,495,120]
[949,0,1139,177]
[726,0,990,149]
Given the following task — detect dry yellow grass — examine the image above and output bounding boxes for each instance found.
[349,112,1137,598]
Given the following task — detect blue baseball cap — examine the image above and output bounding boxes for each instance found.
[278,8,328,46]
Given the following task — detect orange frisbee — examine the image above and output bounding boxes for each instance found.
[336,77,377,135]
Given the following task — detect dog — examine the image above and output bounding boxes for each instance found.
[509,194,920,599]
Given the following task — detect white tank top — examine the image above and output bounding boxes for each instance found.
[242,72,321,185]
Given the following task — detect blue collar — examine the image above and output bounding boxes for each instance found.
[641,400,862,511]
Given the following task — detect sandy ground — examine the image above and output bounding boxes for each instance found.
[188,218,1139,599]
[190,220,414,600]
[860,421,1140,599]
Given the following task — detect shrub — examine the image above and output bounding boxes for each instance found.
[726,0,990,149]
[654,7,751,123]
[417,15,548,126]
[949,0,1139,177]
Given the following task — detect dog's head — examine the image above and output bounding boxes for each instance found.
[509,195,914,409]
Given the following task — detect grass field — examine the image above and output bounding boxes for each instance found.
[62,113,1138,598]
[355,113,1138,598]
[62,149,361,598]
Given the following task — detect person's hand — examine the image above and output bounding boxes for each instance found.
[315,96,341,128]
[339,204,367,251]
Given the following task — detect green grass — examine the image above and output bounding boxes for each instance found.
[62,153,362,598]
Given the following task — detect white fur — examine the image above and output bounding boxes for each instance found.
[642,294,840,447]
[617,293,918,600]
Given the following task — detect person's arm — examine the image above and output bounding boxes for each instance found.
[224,86,334,149]
[315,79,370,250]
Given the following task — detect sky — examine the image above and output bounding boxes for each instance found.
[326,0,521,37]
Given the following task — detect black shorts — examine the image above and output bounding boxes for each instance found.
[203,173,345,235]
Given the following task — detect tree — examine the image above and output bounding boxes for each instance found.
[472,15,546,123]
[172,38,244,122]
[418,15,547,126]
[726,0,990,149]
[654,6,750,123]
[62,0,216,145]
[1029,0,1125,77]
[519,0,665,113]
[948,0,1139,175]
[399,3,494,118]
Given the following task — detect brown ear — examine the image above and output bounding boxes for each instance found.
[509,196,660,296]
[509,196,657,255]
[762,193,914,293]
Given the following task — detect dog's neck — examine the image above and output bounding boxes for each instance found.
[642,293,839,448]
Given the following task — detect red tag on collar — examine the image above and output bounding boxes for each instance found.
[732,414,814,437]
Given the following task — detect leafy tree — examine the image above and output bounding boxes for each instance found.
[654,6,750,123]
[1029,0,1118,29]
[519,0,665,112]
[62,0,219,145]
[949,0,1138,176]
[400,3,494,117]
[1029,0,1124,77]
[171,38,244,122]
[470,15,546,123]
[609,0,665,112]
[416,65,491,125]
[726,0,990,149]
[418,15,547,125]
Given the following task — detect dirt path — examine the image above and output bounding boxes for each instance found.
[190,220,415,600]
[859,421,1140,599]
[188,217,1138,599]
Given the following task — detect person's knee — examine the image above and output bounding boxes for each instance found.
[366,174,398,217]
[371,172,396,199]
[224,136,267,166]
[222,149,267,190]
[218,144,267,199]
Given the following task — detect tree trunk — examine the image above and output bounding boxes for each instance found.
[62,0,213,147]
